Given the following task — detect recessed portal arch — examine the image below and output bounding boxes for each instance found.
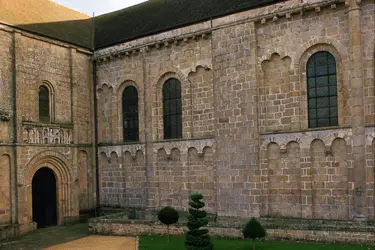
[32,167,57,228]
[22,151,72,226]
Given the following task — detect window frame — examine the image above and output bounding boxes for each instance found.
[307,51,338,128]
[162,78,182,140]
[122,86,139,142]
[39,85,50,123]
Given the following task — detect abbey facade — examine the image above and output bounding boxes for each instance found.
[0,0,374,237]
[0,27,94,230]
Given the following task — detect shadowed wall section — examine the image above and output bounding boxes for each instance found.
[0,154,10,224]
[78,150,89,210]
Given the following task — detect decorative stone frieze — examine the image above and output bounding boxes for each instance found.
[153,138,215,155]
[260,128,352,150]
[98,143,145,158]
[22,123,73,144]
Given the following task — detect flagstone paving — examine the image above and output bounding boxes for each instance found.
[0,223,136,250]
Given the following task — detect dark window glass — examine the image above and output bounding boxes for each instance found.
[122,86,139,142]
[163,78,182,139]
[307,51,338,128]
[39,86,50,122]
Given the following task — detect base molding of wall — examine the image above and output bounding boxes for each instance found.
[88,210,375,245]
[0,222,36,241]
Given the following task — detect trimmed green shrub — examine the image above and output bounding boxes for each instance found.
[158,206,179,243]
[185,193,213,250]
[242,218,266,250]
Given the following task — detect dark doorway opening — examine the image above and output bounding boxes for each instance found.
[32,167,57,228]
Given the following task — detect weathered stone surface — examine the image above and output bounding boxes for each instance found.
[0,0,374,243]
[95,0,375,223]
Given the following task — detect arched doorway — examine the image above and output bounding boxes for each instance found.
[32,167,57,228]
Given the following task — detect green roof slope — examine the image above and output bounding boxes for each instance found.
[94,0,284,49]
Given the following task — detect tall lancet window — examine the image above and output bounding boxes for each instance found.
[122,86,139,141]
[163,78,182,139]
[39,85,50,122]
[307,51,338,128]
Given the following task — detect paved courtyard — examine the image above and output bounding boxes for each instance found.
[0,223,136,250]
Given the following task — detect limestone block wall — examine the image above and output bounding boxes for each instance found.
[212,21,259,217]
[256,2,350,132]
[147,37,213,141]
[15,35,72,125]
[0,27,13,225]
[94,0,374,222]
[259,128,370,220]
[0,25,95,230]
[98,139,216,213]
[0,28,12,144]
[97,54,144,143]
[361,0,375,125]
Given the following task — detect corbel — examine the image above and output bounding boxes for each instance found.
[0,109,11,121]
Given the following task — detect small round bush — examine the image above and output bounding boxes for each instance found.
[158,206,179,243]
[242,218,266,250]
[158,206,179,225]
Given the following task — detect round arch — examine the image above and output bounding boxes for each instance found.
[298,43,346,130]
[22,151,72,225]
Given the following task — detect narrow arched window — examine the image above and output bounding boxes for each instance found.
[307,51,338,128]
[163,78,182,139]
[122,86,139,141]
[39,86,50,122]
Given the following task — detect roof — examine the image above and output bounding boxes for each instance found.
[94,0,284,49]
[0,0,89,25]
[0,0,284,49]
[0,0,92,48]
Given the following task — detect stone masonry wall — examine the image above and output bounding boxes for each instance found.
[0,25,95,230]
[0,27,13,224]
[256,2,350,132]
[95,0,374,223]
[89,219,375,245]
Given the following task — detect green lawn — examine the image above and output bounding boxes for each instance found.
[139,236,372,250]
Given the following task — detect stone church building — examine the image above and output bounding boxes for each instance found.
[0,0,374,239]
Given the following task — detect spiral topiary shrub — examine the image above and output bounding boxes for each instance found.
[157,206,179,243]
[185,193,213,250]
[242,218,266,250]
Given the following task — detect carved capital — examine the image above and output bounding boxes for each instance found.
[0,109,11,121]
